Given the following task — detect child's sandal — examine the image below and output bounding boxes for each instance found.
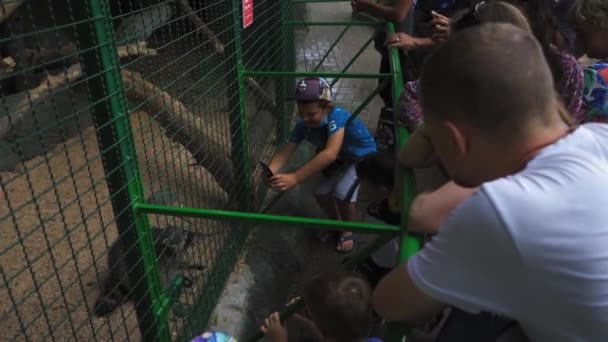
[336,233,356,254]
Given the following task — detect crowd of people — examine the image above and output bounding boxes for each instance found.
[255,0,607,341]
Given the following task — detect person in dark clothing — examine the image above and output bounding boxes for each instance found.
[352,0,415,107]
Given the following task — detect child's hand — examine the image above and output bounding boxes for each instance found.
[270,174,299,191]
[260,312,288,342]
[285,298,324,341]
[286,297,310,323]
[430,11,451,43]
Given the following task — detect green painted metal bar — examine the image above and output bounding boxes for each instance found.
[385,21,420,342]
[330,33,375,87]
[284,0,297,135]
[273,0,293,144]
[243,71,391,79]
[228,0,253,212]
[157,275,190,319]
[313,22,352,72]
[73,0,170,340]
[285,21,379,26]
[348,81,389,123]
[385,23,420,262]
[134,203,401,234]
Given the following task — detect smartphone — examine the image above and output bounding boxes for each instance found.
[259,161,274,178]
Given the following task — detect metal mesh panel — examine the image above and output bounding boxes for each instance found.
[0,0,296,340]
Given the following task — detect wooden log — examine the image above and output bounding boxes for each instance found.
[121,69,234,194]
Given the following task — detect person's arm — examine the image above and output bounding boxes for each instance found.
[374,264,445,323]
[271,129,344,191]
[268,142,298,174]
[408,181,479,235]
[375,191,520,323]
[352,0,413,23]
[387,33,436,50]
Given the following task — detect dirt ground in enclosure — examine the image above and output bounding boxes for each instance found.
[0,111,232,341]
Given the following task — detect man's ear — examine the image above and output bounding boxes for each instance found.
[444,120,469,157]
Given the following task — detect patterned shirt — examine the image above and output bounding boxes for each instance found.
[289,106,377,159]
[399,48,585,129]
[582,62,608,123]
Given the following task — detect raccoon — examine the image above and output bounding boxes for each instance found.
[94,225,197,316]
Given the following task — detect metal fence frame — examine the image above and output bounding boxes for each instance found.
[0,0,420,340]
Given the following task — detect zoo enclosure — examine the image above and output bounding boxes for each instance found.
[0,0,419,341]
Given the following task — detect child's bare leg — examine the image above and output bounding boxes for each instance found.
[336,199,356,252]
[333,164,361,252]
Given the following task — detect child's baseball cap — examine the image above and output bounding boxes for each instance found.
[290,77,332,102]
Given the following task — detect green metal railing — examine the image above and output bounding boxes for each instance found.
[0,0,418,341]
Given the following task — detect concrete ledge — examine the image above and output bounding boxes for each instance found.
[209,146,323,339]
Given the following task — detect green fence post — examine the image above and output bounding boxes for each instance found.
[385,22,420,263]
[73,0,170,340]
[275,0,295,146]
[227,0,253,211]
[384,22,421,342]
[274,0,292,144]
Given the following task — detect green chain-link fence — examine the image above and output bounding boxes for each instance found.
[0,0,300,340]
[0,0,419,340]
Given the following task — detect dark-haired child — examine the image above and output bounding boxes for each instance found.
[261,271,380,342]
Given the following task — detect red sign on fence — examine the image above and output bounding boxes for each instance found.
[243,0,254,28]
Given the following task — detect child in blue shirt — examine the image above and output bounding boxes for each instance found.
[266,78,377,253]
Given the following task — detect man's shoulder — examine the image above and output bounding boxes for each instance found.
[535,123,608,164]
[478,125,608,233]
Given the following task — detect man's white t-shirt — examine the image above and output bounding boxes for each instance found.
[408,123,608,342]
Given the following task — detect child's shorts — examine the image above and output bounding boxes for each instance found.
[314,163,360,202]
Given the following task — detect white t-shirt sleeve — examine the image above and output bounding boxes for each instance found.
[407,189,523,315]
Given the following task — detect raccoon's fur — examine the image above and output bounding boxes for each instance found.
[94,225,195,316]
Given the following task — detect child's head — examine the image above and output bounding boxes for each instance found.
[419,23,560,187]
[294,78,333,127]
[569,0,608,59]
[303,271,373,342]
